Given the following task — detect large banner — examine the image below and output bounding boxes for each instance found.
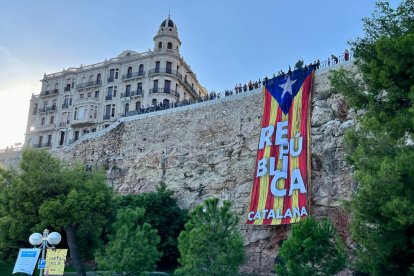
[45,249,68,276]
[246,67,314,225]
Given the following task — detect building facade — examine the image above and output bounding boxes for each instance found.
[24,17,208,150]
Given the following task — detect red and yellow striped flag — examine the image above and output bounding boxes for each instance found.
[246,68,314,225]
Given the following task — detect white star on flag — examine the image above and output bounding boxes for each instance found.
[279,75,297,98]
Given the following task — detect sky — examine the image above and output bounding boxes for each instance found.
[0,0,401,149]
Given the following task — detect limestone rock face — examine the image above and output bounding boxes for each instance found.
[55,63,356,275]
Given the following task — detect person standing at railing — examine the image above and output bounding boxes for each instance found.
[331,54,338,64]
[344,49,350,61]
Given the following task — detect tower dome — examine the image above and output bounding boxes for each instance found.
[160,18,177,30]
[153,16,181,54]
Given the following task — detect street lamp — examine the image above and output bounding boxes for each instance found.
[29,229,62,276]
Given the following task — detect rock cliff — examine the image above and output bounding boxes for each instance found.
[55,62,356,275]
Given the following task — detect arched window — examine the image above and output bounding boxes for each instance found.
[89,75,93,82]
[127,67,132,78]
[41,117,45,125]
[138,64,144,75]
[158,42,162,49]
[167,42,173,49]
[50,116,54,124]
[152,98,157,106]
[96,73,101,84]
[135,101,141,110]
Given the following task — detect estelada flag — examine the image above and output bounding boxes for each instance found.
[246,67,314,225]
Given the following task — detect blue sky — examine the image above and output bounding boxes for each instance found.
[0,0,401,149]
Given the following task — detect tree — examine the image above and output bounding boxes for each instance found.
[0,149,114,276]
[175,198,245,276]
[330,1,414,274]
[275,217,347,276]
[96,207,161,275]
[116,185,188,266]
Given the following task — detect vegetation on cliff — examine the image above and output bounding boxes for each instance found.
[275,217,347,276]
[175,198,245,276]
[330,0,414,274]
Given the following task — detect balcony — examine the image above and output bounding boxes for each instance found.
[33,142,52,148]
[131,89,144,97]
[73,97,100,105]
[121,91,131,98]
[40,89,59,97]
[71,117,98,127]
[76,80,102,90]
[103,115,111,120]
[38,105,57,113]
[107,76,115,83]
[122,71,145,81]
[149,88,179,98]
[148,68,182,80]
[59,121,70,127]
[64,86,71,92]
[105,95,113,101]
[183,79,201,100]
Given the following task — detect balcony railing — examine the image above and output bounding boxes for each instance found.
[76,80,102,89]
[131,89,143,97]
[122,71,145,80]
[105,95,113,101]
[40,89,59,97]
[64,86,71,92]
[71,117,98,126]
[103,115,111,120]
[183,79,201,100]
[107,76,115,83]
[148,68,182,80]
[33,142,52,148]
[149,88,179,98]
[121,91,131,98]
[62,103,70,109]
[59,121,70,127]
[38,105,57,113]
[73,97,100,105]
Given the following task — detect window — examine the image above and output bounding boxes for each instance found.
[96,73,101,84]
[107,87,113,97]
[114,86,117,97]
[115,69,119,79]
[126,85,131,96]
[136,101,141,110]
[87,92,92,98]
[167,42,172,49]
[38,136,43,147]
[95,91,100,98]
[139,64,144,75]
[111,104,115,117]
[153,80,158,91]
[127,67,132,78]
[109,69,115,82]
[50,116,54,124]
[124,103,129,115]
[158,42,162,49]
[41,117,45,125]
[105,105,111,118]
[164,80,171,93]
[80,94,84,98]
[137,82,143,93]
[155,61,160,73]
[163,99,170,106]
[47,135,52,147]
[89,75,93,82]
[33,103,38,115]
[74,108,78,120]
[74,131,79,141]
[166,61,172,74]
[152,99,157,105]
[92,128,96,132]
[59,132,65,146]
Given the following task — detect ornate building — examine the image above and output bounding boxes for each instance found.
[24,17,208,150]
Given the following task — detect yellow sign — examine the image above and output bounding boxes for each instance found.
[45,249,67,276]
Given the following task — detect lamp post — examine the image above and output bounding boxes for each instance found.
[29,229,62,276]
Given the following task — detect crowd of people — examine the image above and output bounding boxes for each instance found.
[125,50,352,118]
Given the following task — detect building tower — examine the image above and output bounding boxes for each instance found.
[153,16,181,55]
